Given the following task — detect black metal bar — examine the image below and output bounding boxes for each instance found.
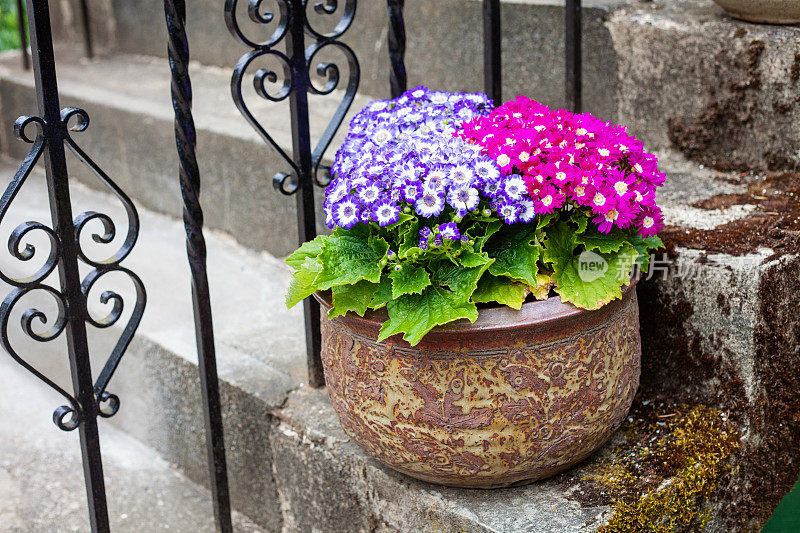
[286,0,324,387]
[24,0,107,529]
[565,0,582,112]
[226,0,360,388]
[386,0,406,98]
[77,0,93,59]
[14,0,29,70]
[483,0,501,104]
[163,0,233,530]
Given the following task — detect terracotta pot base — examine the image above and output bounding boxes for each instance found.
[316,282,641,488]
[712,0,800,24]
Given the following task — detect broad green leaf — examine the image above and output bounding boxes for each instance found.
[575,227,629,254]
[544,221,638,310]
[398,219,421,258]
[286,257,323,308]
[328,279,379,318]
[377,285,479,345]
[471,274,528,309]
[537,212,558,230]
[286,236,326,270]
[629,234,664,273]
[370,276,394,309]
[458,249,491,268]
[485,225,541,286]
[385,212,414,232]
[432,257,493,302]
[570,212,589,234]
[314,229,389,290]
[470,219,502,252]
[389,264,431,299]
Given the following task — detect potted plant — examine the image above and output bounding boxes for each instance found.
[286,87,664,488]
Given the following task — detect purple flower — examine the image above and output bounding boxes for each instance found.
[416,190,445,218]
[438,222,460,240]
[332,199,360,229]
[498,202,520,224]
[373,200,400,226]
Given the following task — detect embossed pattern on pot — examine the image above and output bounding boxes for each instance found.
[319,285,642,488]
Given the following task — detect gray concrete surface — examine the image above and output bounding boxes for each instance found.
[0,51,356,256]
[609,0,800,171]
[47,0,627,119]
[0,345,263,532]
[0,157,304,530]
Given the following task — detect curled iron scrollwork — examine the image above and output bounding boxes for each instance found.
[0,107,146,430]
[226,0,360,193]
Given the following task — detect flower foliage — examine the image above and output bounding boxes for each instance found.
[287,87,664,345]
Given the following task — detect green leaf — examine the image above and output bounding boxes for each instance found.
[569,212,589,234]
[470,219,502,252]
[389,264,431,299]
[457,248,492,268]
[370,276,394,309]
[314,228,389,290]
[485,225,541,286]
[628,234,664,273]
[537,212,558,230]
[432,257,493,302]
[286,257,323,308]
[286,236,326,270]
[328,279,379,318]
[377,285,479,345]
[386,212,414,231]
[575,227,629,254]
[398,219,421,258]
[471,274,528,309]
[544,221,638,310]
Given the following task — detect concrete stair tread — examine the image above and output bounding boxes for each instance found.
[0,349,263,532]
[0,49,372,159]
[0,156,307,404]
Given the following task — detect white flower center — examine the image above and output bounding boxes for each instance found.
[642,216,654,228]
[593,192,606,206]
[497,154,511,167]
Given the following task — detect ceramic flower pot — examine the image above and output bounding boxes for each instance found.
[712,0,800,24]
[315,279,641,488]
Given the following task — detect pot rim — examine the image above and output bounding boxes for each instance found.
[314,274,640,335]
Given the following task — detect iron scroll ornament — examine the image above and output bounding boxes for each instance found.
[0,108,146,431]
[226,0,360,194]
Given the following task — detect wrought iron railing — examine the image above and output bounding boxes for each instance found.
[1,1,582,531]
[0,0,144,530]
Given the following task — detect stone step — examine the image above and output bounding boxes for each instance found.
[47,0,628,120]
[0,335,263,531]
[2,149,797,531]
[639,151,800,530]
[0,49,372,257]
[45,0,800,173]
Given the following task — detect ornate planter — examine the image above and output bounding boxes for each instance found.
[315,280,641,488]
[712,0,800,24]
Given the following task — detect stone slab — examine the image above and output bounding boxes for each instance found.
[0,158,305,530]
[0,51,360,256]
[608,0,800,172]
[47,0,625,119]
[0,348,263,532]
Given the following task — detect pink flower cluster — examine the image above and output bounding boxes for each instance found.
[457,96,665,237]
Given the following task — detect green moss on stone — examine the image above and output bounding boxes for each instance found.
[589,405,739,533]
